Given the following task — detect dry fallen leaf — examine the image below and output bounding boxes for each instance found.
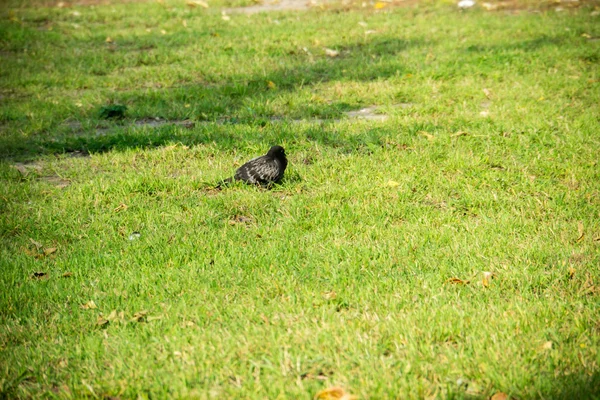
[105,310,118,321]
[568,266,576,279]
[450,131,468,138]
[576,221,585,243]
[322,291,337,300]
[419,131,435,140]
[325,48,339,57]
[114,203,128,212]
[44,247,57,256]
[482,271,494,288]
[131,310,148,322]
[446,277,470,285]
[30,238,43,249]
[490,392,509,400]
[541,341,553,350]
[62,272,73,278]
[96,316,109,327]
[315,386,357,400]
[385,180,400,188]
[266,80,277,89]
[187,0,209,7]
[105,37,113,43]
[81,300,97,310]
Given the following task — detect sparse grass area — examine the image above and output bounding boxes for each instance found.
[1,0,599,398]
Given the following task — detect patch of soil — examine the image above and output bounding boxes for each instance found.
[344,106,388,121]
[224,0,312,14]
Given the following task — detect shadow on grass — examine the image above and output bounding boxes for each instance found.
[546,371,600,400]
[1,36,426,161]
[0,120,419,163]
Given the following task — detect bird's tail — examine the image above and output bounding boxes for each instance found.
[215,176,234,189]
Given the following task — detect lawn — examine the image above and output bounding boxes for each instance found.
[0,0,599,398]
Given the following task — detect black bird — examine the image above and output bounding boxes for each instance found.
[219,145,288,188]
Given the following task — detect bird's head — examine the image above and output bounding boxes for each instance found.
[267,145,286,160]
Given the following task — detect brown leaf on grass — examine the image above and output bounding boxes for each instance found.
[30,238,43,249]
[44,247,57,256]
[490,393,509,400]
[483,88,492,98]
[446,277,470,285]
[113,203,128,213]
[62,272,73,278]
[96,316,109,328]
[450,131,468,138]
[131,310,148,322]
[568,266,576,279]
[315,386,357,400]
[576,221,585,243]
[81,300,97,310]
[31,271,48,279]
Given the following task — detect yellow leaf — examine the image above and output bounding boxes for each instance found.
[105,37,113,43]
[419,131,435,140]
[266,80,277,89]
[325,48,339,57]
[374,2,387,9]
[315,387,357,400]
[187,0,209,7]
[44,247,57,256]
[482,271,494,288]
[385,180,400,188]
[81,300,97,310]
[131,310,148,322]
[541,341,553,350]
[114,203,128,212]
[581,33,591,38]
[322,291,337,300]
[106,310,118,321]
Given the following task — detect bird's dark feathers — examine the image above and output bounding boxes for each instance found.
[221,145,287,188]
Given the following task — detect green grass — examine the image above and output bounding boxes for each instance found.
[1,0,600,398]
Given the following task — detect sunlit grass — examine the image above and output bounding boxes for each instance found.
[0,0,599,398]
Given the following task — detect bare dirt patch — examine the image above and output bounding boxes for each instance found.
[224,0,312,14]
